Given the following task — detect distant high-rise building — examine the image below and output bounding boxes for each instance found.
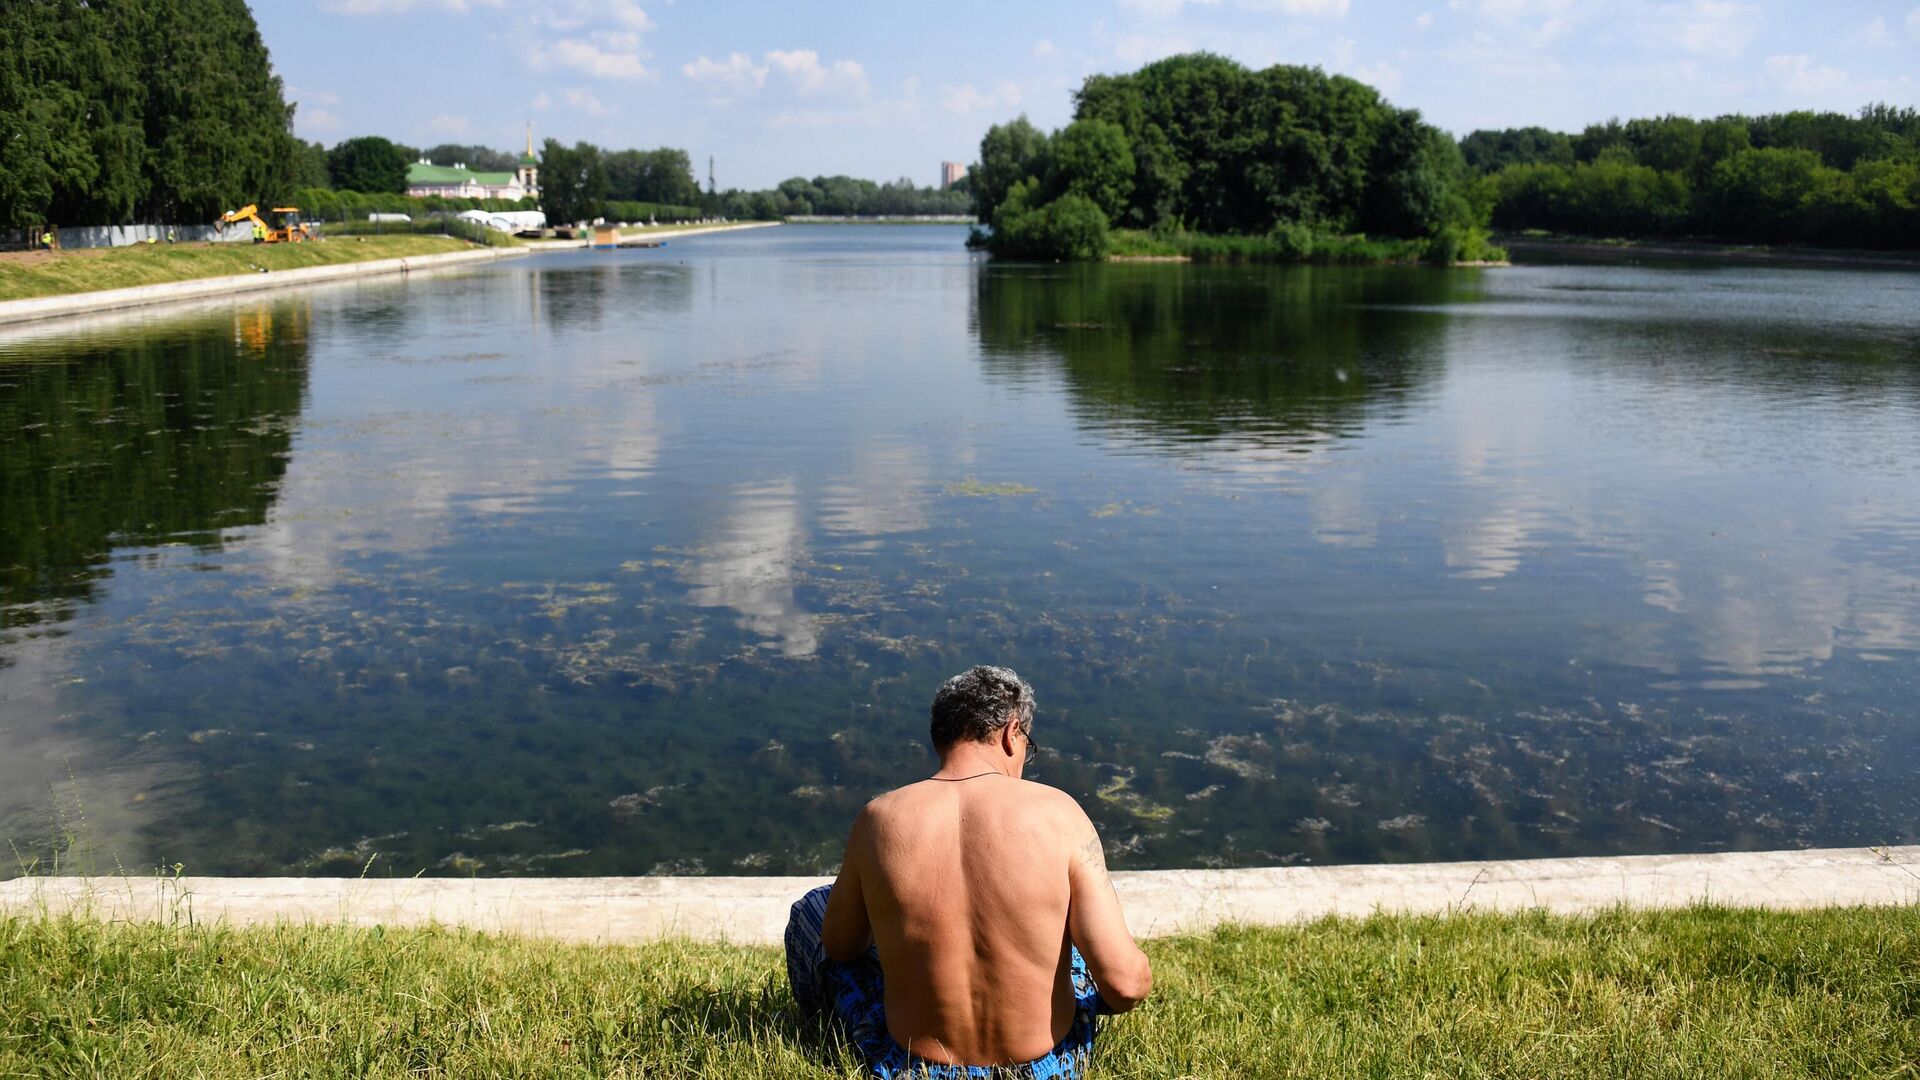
[941,161,968,189]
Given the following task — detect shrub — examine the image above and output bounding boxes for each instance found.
[991,192,1111,260]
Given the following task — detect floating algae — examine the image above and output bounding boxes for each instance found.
[944,478,1039,497]
[1091,501,1160,518]
[1095,768,1176,823]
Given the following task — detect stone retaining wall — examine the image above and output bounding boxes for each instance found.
[4,845,1912,946]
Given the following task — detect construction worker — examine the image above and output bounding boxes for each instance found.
[40,229,55,251]
[166,228,176,244]
[253,222,266,244]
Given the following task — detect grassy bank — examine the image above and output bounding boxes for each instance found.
[0,235,482,302]
[1108,228,1508,266]
[4,903,1914,1077]
[1500,231,1920,270]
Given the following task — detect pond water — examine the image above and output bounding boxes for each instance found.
[4,225,1918,877]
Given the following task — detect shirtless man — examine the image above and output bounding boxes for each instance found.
[785,666,1152,1077]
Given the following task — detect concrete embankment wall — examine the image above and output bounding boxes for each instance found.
[526,220,783,250]
[4,845,1913,946]
[0,246,530,328]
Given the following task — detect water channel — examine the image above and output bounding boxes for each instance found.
[3,225,1917,877]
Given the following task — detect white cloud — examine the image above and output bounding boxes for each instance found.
[764,49,869,96]
[1909,5,1920,37]
[1413,11,1435,28]
[1665,0,1756,58]
[420,113,472,137]
[323,0,502,12]
[1531,14,1571,46]
[1033,39,1057,56]
[1114,32,1196,64]
[682,49,868,99]
[1329,36,1355,66]
[525,0,652,31]
[531,91,553,111]
[535,36,649,79]
[1243,0,1349,13]
[1117,0,1219,15]
[1351,61,1402,95]
[289,86,343,136]
[941,81,1023,113]
[683,51,767,90]
[564,87,614,116]
[1764,53,1848,95]
[1858,16,1893,46]
[288,85,342,106]
[300,108,342,134]
[1451,0,1573,16]
[767,79,923,131]
[1118,0,1343,15]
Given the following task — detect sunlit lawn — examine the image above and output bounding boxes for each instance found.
[0,235,477,302]
[4,903,1915,1077]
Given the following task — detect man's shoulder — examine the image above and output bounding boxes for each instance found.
[864,777,1085,817]
[1018,778,1087,816]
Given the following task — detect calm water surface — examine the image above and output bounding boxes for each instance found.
[3,225,1918,876]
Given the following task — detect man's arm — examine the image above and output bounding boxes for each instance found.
[1065,809,1152,1012]
[822,812,873,963]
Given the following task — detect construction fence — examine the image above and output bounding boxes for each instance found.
[1,223,255,251]
[2,210,511,253]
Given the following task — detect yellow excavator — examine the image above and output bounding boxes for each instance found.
[219,204,312,243]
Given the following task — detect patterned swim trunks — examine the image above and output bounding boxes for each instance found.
[785,884,1101,1078]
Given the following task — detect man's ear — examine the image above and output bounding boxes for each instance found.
[999,716,1019,757]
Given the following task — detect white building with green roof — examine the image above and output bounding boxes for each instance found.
[406,128,540,201]
[406,162,531,201]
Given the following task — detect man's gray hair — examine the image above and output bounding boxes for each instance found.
[930,665,1036,751]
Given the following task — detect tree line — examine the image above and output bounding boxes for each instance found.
[514,141,969,224]
[1466,107,1920,248]
[723,176,971,219]
[0,0,302,229]
[970,53,1494,261]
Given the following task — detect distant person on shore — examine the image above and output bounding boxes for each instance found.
[786,665,1152,1077]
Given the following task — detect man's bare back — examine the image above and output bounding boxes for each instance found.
[818,668,1152,1068]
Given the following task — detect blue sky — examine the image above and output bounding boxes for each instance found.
[261,1,1920,189]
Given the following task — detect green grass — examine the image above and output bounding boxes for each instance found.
[0,235,481,302]
[1108,228,1426,264]
[4,903,1915,1077]
[1107,228,1509,266]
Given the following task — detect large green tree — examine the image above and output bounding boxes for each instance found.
[0,0,299,226]
[1046,119,1134,220]
[423,143,518,172]
[605,148,700,206]
[539,139,608,224]
[141,0,303,221]
[974,54,1483,258]
[1,0,302,228]
[294,141,332,190]
[971,117,1051,225]
[327,136,411,196]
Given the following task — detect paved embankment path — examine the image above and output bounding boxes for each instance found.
[5,846,1913,945]
[525,220,782,250]
[0,246,530,327]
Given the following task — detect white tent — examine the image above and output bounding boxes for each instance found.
[457,209,547,233]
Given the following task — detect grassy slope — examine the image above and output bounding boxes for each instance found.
[4,904,1915,1078]
[0,236,479,302]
